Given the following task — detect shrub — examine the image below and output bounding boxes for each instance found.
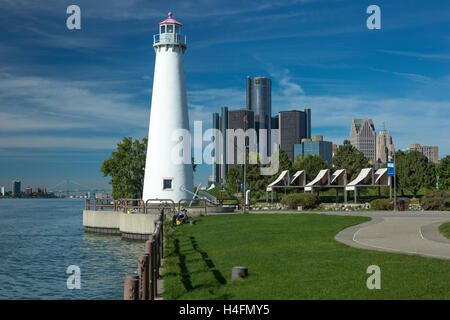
[421,190,450,211]
[370,198,394,210]
[281,193,319,209]
[397,197,411,207]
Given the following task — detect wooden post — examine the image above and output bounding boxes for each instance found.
[155,232,160,280]
[160,222,164,260]
[146,238,155,300]
[124,275,139,300]
[231,266,248,281]
[152,237,158,298]
[138,253,150,300]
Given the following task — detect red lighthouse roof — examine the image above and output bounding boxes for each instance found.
[159,12,182,26]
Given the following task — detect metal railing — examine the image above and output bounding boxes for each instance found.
[84,198,176,214]
[177,198,207,215]
[85,198,120,211]
[145,199,176,214]
[219,197,241,210]
[153,33,186,46]
[124,209,165,300]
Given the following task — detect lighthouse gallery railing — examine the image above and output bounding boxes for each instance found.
[153,33,186,46]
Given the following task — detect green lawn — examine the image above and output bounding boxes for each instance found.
[163,214,450,299]
[439,222,450,239]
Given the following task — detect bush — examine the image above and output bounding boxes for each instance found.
[281,193,320,209]
[370,198,393,210]
[397,197,411,208]
[421,190,450,210]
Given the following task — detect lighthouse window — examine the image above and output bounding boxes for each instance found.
[175,25,180,34]
[163,179,173,190]
[167,25,174,33]
[160,25,166,33]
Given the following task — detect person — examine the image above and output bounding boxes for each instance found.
[131,192,138,207]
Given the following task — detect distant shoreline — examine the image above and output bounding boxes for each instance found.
[0,195,61,199]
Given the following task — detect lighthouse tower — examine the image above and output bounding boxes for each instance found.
[143,13,193,203]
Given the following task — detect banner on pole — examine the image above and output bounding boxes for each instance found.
[387,161,395,177]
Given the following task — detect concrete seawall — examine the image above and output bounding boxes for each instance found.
[83,210,159,240]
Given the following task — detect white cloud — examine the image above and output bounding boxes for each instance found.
[379,50,450,61]
[0,72,149,133]
[0,135,121,149]
[370,68,431,83]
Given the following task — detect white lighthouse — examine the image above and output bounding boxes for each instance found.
[143,12,193,203]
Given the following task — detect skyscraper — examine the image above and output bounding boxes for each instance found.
[12,179,21,196]
[407,144,439,163]
[278,109,312,161]
[350,118,376,161]
[212,107,255,183]
[295,136,333,167]
[376,129,395,163]
[247,77,271,154]
[227,109,255,170]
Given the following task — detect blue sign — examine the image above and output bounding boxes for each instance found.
[387,161,395,176]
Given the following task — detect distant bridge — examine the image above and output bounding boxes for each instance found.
[47,180,111,197]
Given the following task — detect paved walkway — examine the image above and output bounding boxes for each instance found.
[246,210,450,260]
[333,212,450,260]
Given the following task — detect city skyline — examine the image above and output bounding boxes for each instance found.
[0,0,449,188]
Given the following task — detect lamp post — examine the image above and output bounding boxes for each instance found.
[243,112,248,213]
[393,148,396,211]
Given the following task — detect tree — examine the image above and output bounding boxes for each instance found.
[225,166,241,196]
[101,137,147,199]
[224,152,269,198]
[437,155,450,190]
[333,140,369,181]
[292,154,329,183]
[395,150,408,196]
[397,151,436,197]
[246,152,270,198]
[266,149,293,185]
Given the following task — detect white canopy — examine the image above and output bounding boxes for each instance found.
[330,169,346,185]
[290,170,306,186]
[267,170,289,188]
[374,168,390,185]
[305,169,330,191]
[345,168,373,191]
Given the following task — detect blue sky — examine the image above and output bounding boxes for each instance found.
[0,0,449,191]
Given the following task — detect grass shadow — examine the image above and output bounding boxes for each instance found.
[189,236,227,285]
[173,238,194,291]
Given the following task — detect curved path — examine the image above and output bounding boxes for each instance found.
[335,213,450,260]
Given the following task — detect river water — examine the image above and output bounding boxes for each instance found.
[0,198,144,299]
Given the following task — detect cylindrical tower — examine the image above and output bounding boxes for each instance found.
[143,12,193,202]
